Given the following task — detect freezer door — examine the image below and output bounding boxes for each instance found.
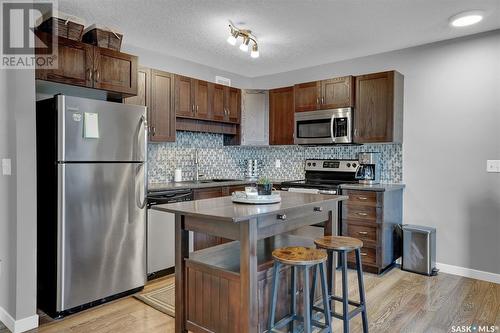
[56,95,147,162]
[57,163,146,311]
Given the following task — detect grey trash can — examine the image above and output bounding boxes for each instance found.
[401,224,438,276]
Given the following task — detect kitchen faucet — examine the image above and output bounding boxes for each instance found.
[194,149,203,181]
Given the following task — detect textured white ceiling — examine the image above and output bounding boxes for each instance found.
[59,0,500,77]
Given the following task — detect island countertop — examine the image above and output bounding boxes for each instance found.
[153,191,349,222]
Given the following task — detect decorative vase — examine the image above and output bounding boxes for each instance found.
[257,183,272,195]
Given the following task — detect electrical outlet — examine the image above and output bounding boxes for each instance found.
[275,159,281,168]
[2,158,11,175]
[486,160,500,173]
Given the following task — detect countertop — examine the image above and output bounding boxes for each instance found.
[340,183,406,192]
[148,179,291,192]
[152,191,348,222]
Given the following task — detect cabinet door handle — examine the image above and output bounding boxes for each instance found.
[276,214,287,221]
[313,206,323,212]
[151,126,156,136]
[361,252,368,256]
[357,212,368,216]
[354,129,358,137]
[316,97,319,104]
[94,69,99,82]
[358,231,368,235]
[358,196,368,200]
[196,105,199,112]
[321,97,324,104]
[87,68,92,81]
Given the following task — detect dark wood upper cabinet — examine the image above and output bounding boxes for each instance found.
[321,76,354,109]
[35,34,93,88]
[175,75,194,117]
[226,87,241,123]
[93,47,137,95]
[269,86,294,145]
[354,71,404,143]
[294,76,353,112]
[294,81,320,112]
[150,70,175,142]
[35,32,137,96]
[124,67,175,142]
[210,83,226,121]
[194,80,210,119]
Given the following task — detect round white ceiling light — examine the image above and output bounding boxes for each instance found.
[449,10,484,27]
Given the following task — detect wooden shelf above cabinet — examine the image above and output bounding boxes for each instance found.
[35,31,138,97]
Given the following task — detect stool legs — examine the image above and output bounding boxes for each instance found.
[355,249,369,333]
[326,250,334,311]
[268,261,280,330]
[341,251,349,333]
[319,262,332,331]
[289,266,297,332]
[303,266,312,333]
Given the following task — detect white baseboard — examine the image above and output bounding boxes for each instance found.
[0,307,38,333]
[437,262,500,284]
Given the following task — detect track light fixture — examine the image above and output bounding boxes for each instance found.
[226,23,259,58]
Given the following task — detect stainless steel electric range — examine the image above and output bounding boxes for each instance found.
[281,159,359,194]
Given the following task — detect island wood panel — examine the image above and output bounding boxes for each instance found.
[185,235,324,333]
[269,86,294,145]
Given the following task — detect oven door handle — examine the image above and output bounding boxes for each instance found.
[330,114,336,143]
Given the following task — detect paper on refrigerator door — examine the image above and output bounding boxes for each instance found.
[83,112,99,138]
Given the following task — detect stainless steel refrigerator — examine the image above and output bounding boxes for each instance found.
[36,95,147,317]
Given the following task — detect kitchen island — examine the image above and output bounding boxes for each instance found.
[154,191,348,333]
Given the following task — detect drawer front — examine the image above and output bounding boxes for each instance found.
[347,224,377,242]
[344,204,378,222]
[193,187,223,200]
[344,190,379,207]
[348,246,376,265]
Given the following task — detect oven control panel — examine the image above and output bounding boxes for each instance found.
[305,159,358,172]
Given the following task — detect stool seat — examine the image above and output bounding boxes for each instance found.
[272,246,327,265]
[314,236,363,251]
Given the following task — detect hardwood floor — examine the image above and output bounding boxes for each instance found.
[9,269,498,333]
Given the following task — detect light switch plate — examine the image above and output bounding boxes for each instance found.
[275,159,281,168]
[2,158,11,175]
[486,160,500,173]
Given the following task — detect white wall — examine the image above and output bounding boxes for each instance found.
[0,68,38,331]
[122,43,252,88]
[253,30,500,275]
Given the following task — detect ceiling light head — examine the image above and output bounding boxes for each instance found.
[227,27,238,45]
[239,37,250,52]
[449,10,484,27]
[250,43,259,58]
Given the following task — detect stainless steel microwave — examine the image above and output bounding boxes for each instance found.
[294,108,353,145]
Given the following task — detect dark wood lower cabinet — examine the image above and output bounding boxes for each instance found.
[341,188,403,274]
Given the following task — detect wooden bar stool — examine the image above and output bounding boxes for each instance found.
[268,246,332,333]
[314,236,369,333]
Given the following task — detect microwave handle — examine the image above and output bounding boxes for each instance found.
[330,115,336,143]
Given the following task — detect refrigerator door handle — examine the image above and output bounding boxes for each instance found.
[137,115,148,209]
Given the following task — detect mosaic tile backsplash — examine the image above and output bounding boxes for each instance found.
[148,131,403,183]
